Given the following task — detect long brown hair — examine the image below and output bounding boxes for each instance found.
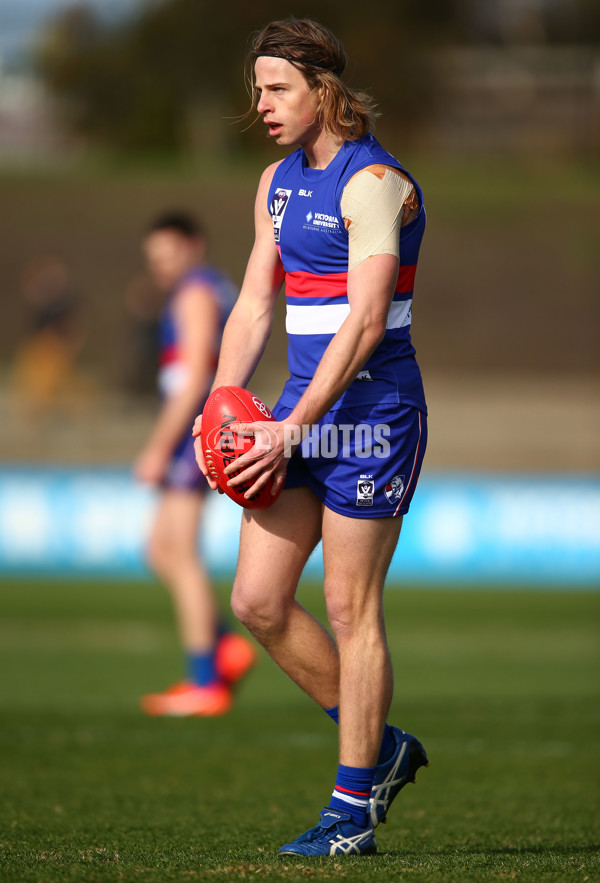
[245,18,378,140]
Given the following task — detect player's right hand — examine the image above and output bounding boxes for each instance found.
[192,414,219,491]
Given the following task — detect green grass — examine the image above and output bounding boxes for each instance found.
[0,579,598,881]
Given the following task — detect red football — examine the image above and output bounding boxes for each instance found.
[201,386,282,510]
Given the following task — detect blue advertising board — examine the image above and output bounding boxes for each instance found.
[0,467,598,586]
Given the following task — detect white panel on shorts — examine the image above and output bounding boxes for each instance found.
[286,299,412,335]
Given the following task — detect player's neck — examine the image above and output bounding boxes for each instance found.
[302,129,345,170]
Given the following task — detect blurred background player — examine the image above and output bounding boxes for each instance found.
[135,211,255,716]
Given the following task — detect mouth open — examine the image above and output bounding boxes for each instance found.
[266,122,283,137]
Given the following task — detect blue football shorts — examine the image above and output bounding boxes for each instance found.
[162,430,207,492]
[272,400,427,519]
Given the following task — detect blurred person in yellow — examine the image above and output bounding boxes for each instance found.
[11,256,91,422]
[135,211,255,716]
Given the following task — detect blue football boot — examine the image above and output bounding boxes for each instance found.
[278,808,377,857]
[369,727,429,827]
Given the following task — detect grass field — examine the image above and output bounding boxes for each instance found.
[0,579,598,881]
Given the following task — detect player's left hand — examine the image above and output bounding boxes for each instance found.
[224,420,300,500]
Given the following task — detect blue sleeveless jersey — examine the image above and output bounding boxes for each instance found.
[158,265,236,401]
[268,133,426,412]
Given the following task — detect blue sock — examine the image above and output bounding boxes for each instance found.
[328,763,375,827]
[186,648,218,687]
[324,705,339,724]
[324,705,395,765]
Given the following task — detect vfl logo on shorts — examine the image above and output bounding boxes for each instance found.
[270,188,292,243]
[356,478,375,507]
[385,474,405,504]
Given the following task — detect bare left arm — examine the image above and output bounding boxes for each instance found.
[288,254,397,425]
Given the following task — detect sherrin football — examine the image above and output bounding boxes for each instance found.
[201,386,283,510]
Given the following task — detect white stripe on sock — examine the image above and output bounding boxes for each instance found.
[332,788,369,809]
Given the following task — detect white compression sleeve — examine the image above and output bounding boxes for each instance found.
[341,167,414,271]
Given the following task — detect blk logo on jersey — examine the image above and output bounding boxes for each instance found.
[298,189,313,197]
[385,474,405,504]
[356,479,375,507]
[270,188,293,243]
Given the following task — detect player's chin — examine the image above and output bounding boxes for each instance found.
[270,130,289,145]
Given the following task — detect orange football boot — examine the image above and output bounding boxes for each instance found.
[141,680,232,717]
[215,632,257,685]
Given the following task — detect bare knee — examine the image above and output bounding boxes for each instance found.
[231,578,290,641]
[326,597,358,643]
[325,585,384,645]
[147,531,192,581]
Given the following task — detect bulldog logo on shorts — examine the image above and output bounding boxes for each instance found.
[385,474,405,504]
